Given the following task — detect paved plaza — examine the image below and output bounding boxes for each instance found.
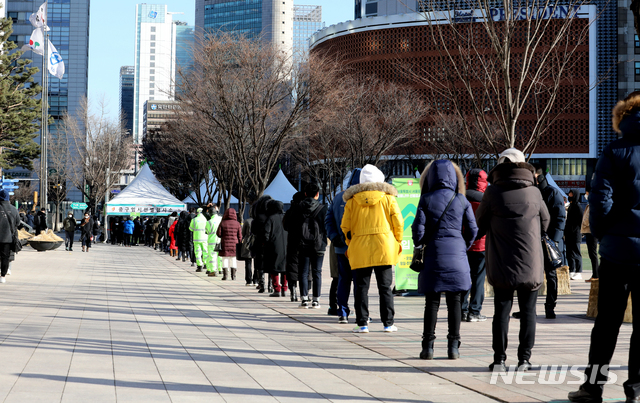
[0,241,632,402]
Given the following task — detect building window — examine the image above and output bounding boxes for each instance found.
[150,69,155,74]
[635,61,640,79]
[636,34,640,54]
[365,2,378,16]
[150,49,155,54]
[150,83,154,88]
[150,42,155,47]
[150,76,155,81]
[151,27,156,32]
[151,35,156,40]
[150,56,155,60]
[150,62,155,67]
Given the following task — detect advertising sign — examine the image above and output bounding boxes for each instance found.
[392,178,421,291]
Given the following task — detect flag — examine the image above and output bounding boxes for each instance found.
[47,40,65,79]
[21,27,45,55]
[29,2,48,30]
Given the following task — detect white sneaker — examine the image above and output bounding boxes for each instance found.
[352,325,369,333]
[570,273,583,280]
[0,277,6,283]
[383,325,398,333]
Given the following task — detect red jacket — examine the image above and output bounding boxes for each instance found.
[466,169,488,252]
[216,208,242,257]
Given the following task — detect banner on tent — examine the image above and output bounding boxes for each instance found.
[106,204,185,215]
[392,178,421,291]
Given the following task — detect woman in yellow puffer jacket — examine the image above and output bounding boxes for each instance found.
[341,164,403,334]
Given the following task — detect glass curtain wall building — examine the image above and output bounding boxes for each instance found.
[119,66,135,137]
[174,22,194,97]
[293,5,323,65]
[6,0,89,202]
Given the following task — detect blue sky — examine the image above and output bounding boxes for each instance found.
[88,1,353,119]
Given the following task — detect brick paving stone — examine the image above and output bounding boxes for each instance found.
[0,242,631,402]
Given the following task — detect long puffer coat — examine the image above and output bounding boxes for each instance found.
[475,162,550,291]
[465,168,487,252]
[590,94,640,265]
[262,200,287,274]
[412,160,478,293]
[341,171,404,270]
[283,192,304,282]
[564,190,584,245]
[176,211,190,252]
[216,208,242,257]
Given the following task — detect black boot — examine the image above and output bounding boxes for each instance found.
[182,256,186,262]
[195,266,203,272]
[222,268,228,281]
[290,285,298,302]
[448,338,461,360]
[231,268,236,280]
[420,339,434,360]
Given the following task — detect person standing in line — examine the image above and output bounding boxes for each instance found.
[63,212,76,251]
[475,148,550,373]
[568,92,640,403]
[205,205,222,277]
[176,211,189,261]
[25,210,34,228]
[293,184,328,309]
[565,190,584,280]
[262,199,288,297]
[461,168,489,323]
[581,190,599,282]
[251,196,272,292]
[341,164,403,333]
[92,215,101,245]
[324,168,361,323]
[216,208,242,280]
[283,192,305,300]
[168,218,178,257]
[186,208,197,267]
[189,208,208,272]
[413,160,477,360]
[122,216,134,247]
[241,212,255,285]
[513,165,566,320]
[0,190,19,283]
[80,213,95,252]
[34,207,47,235]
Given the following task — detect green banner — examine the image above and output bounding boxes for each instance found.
[393,178,421,291]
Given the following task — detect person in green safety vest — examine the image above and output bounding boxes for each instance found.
[189,207,208,272]
[205,204,223,277]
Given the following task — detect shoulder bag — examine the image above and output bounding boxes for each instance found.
[542,233,563,269]
[0,205,22,254]
[410,192,457,273]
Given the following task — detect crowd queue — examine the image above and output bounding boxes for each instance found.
[0,95,635,403]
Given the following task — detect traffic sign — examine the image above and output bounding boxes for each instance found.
[111,189,121,194]
[70,202,88,210]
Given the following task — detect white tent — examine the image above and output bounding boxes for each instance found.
[182,171,239,205]
[106,164,186,216]
[264,169,297,203]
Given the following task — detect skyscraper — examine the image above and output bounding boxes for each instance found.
[119,66,135,137]
[6,0,89,201]
[195,0,293,58]
[174,22,194,97]
[293,5,322,64]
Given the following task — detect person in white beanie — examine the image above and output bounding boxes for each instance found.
[341,164,403,333]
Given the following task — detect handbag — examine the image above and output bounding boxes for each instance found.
[214,242,222,252]
[410,192,457,273]
[542,234,563,269]
[240,233,254,259]
[0,205,21,254]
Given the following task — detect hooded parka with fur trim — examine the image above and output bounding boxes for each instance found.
[341,181,403,270]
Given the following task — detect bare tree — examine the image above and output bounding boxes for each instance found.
[403,0,594,157]
[45,132,70,230]
[176,32,336,199]
[11,181,34,211]
[62,97,132,214]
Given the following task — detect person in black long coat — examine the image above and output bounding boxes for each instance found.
[176,211,190,261]
[564,190,584,279]
[263,199,288,297]
[251,195,272,293]
[283,191,305,301]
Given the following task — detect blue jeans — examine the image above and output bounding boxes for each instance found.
[462,251,486,316]
[299,252,324,300]
[337,253,353,317]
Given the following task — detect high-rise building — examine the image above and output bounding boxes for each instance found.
[293,5,323,64]
[195,0,293,58]
[174,22,194,96]
[6,0,89,202]
[119,66,135,137]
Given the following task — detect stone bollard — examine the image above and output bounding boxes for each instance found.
[587,279,632,323]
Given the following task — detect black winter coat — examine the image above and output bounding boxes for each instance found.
[262,200,287,274]
[537,176,567,243]
[565,194,584,244]
[476,162,550,291]
[283,192,305,281]
[288,196,328,255]
[176,211,190,250]
[0,201,19,244]
[34,211,47,234]
[250,196,272,257]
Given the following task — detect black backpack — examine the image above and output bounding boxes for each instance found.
[300,205,323,251]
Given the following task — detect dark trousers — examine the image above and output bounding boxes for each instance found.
[65,230,75,249]
[124,234,132,246]
[423,291,463,345]
[462,251,486,315]
[329,277,338,310]
[583,258,639,399]
[337,254,353,318]
[566,236,583,273]
[0,243,10,277]
[353,265,394,327]
[543,240,559,312]
[244,259,253,284]
[255,254,265,289]
[493,287,538,363]
[299,252,324,300]
[584,233,599,278]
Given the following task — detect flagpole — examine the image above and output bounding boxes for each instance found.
[39,28,48,214]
